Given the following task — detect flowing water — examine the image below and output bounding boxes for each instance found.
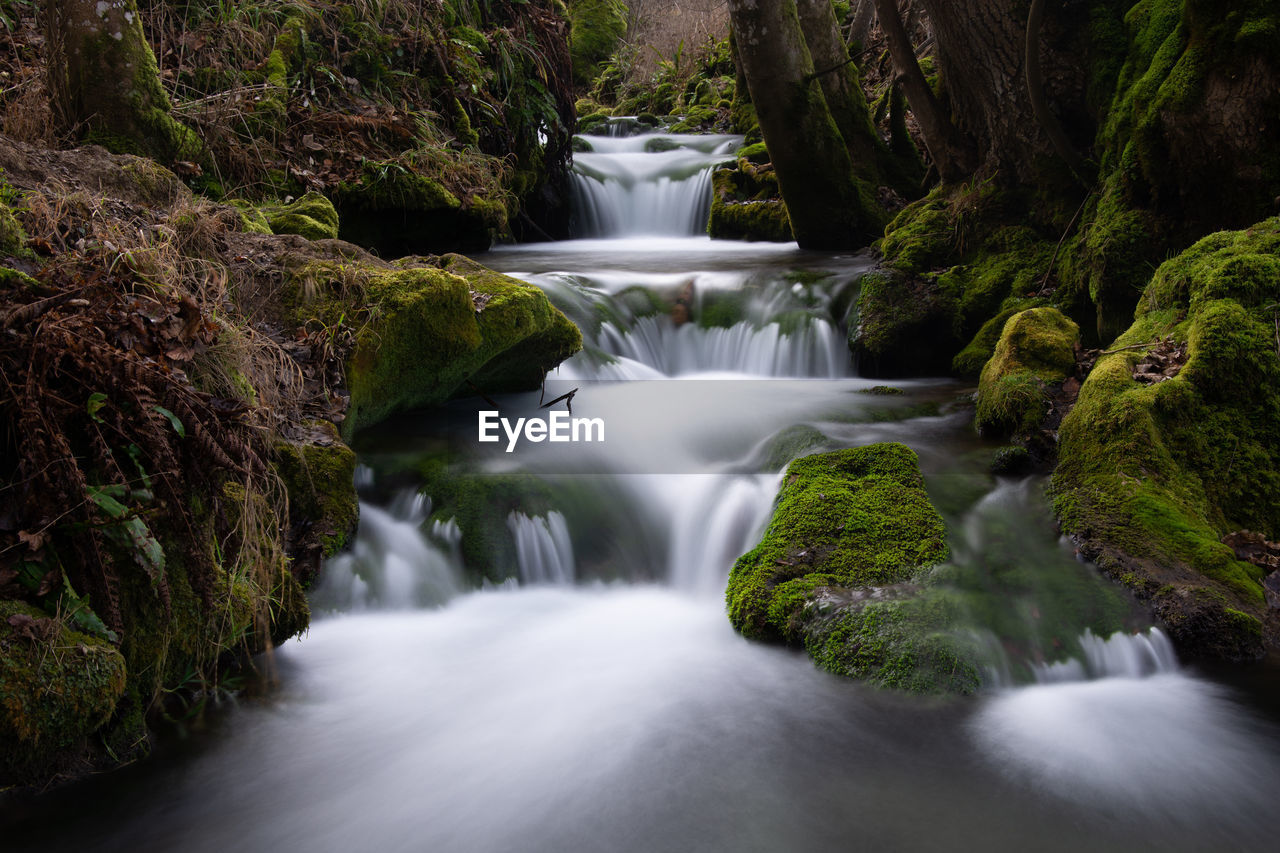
[7,124,1280,852]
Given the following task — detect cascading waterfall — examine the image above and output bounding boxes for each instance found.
[519,268,855,379]
[312,495,462,611]
[570,127,743,238]
[1032,627,1179,681]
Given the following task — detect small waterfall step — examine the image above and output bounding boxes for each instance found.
[571,125,743,238]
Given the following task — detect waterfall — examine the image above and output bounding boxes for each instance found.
[313,496,462,612]
[1033,627,1179,682]
[508,511,576,585]
[570,130,743,238]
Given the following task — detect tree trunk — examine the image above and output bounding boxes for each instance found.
[849,0,876,51]
[872,0,974,182]
[727,0,883,248]
[795,0,883,183]
[916,0,1059,183]
[46,0,201,163]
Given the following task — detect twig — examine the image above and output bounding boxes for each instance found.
[539,387,578,416]
[1038,192,1091,294]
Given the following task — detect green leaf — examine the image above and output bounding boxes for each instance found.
[122,517,166,580]
[153,405,186,438]
[86,392,108,423]
[61,575,119,643]
[85,483,130,518]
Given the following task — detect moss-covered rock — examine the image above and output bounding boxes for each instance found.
[725,444,980,693]
[1052,218,1280,660]
[272,421,359,587]
[848,272,961,377]
[566,0,628,87]
[288,253,581,438]
[0,601,127,783]
[975,307,1079,438]
[333,162,503,255]
[262,192,340,241]
[708,161,792,242]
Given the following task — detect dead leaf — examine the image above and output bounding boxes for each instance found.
[17,529,45,552]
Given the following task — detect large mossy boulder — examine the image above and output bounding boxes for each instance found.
[289,253,581,438]
[727,444,981,693]
[974,307,1079,438]
[1052,218,1280,660]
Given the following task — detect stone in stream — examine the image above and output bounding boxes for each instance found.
[726,442,982,694]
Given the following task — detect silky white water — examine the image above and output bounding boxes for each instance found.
[10,125,1280,853]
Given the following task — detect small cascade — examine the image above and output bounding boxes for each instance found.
[1033,627,1179,682]
[661,474,781,595]
[589,314,848,377]
[508,511,576,585]
[523,268,855,379]
[314,495,462,612]
[571,130,742,238]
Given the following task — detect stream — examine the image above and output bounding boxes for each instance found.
[7,124,1280,852]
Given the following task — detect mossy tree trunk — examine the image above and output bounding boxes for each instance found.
[46,0,202,163]
[727,0,884,248]
[794,0,883,181]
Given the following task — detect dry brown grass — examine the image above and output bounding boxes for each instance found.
[624,0,729,77]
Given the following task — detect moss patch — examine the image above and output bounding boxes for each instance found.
[262,192,340,241]
[0,601,127,782]
[975,307,1079,438]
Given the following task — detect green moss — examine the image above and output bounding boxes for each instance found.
[0,601,127,779]
[1052,219,1280,659]
[0,267,40,289]
[334,161,500,255]
[228,200,273,235]
[262,192,340,241]
[803,592,982,694]
[975,307,1079,438]
[708,162,792,242]
[567,0,628,87]
[727,444,949,641]
[0,200,26,254]
[849,272,961,376]
[272,422,358,558]
[735,142,770,164]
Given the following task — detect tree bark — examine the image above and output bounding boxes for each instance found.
[46,0,201,163]
[1025,0,1092,184]
[727,0,883,248]
[795,0,883,183]
[917,0,1065,183]
[871,0,974,182]
[849,0,876,51]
